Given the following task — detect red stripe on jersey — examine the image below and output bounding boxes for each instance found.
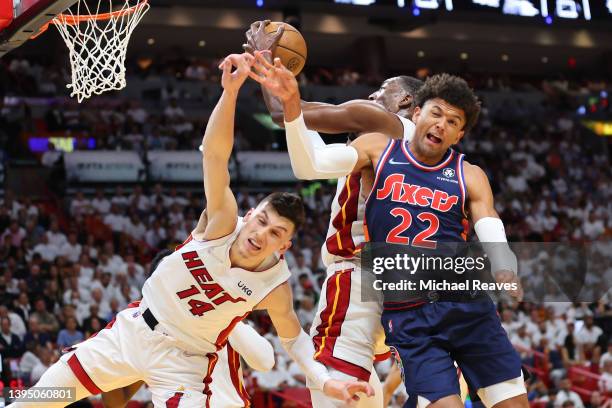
[215,312,250,350]
[203,352,219,408]
[374,350,392,362]
[165,392,184,408]
[325,173,362,258]
[175,234,193,251]
[228,343,251,407]
[312,270,368,379]
[457,154,468,218]
[401,141,455,171]
[312,270,342,358]
[67,354,103,395]
[363,139,396,238]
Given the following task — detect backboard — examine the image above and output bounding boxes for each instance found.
[0,0,77,56]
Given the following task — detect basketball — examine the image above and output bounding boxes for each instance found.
[264,22,307,76]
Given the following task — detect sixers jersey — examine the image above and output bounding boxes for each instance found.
[321,115,416,266]
[364,140,469,247]
[142,218,290,354]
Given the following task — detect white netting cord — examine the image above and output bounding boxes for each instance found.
[53,0,150,102]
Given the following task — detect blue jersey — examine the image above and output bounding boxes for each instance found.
[364,139,469,247]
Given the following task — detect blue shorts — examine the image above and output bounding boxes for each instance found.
[382,299,522,407]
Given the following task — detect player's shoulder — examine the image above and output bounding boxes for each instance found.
[462,160,491,192]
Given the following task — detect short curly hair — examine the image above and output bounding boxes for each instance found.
[414,74,481,132]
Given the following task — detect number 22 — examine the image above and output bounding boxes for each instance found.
[386,208,439,249]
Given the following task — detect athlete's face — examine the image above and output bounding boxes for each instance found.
[369,78,407,113]
[236,204,294,262]
[411,98,466,160]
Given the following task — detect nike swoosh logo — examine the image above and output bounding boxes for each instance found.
[388,158,411,165]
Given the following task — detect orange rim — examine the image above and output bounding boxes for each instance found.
[32,0,148,39]
[55,0,148,24]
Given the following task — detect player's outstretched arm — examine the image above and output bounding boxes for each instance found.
[465,161,522,300]
[227,321,275,372]
[245,21,403,136]
[250,54,389,180]
[256,282,374,404]
[200,53,254,240]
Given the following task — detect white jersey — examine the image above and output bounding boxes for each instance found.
[142,218,291,354]
[321,115,415,267]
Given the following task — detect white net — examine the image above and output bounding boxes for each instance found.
[52,0,150,102]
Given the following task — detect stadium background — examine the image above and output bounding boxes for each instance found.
[0,0,611,406]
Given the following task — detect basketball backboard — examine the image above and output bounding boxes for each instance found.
[0,0,77,56]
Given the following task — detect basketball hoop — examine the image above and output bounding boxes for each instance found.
[35,0,150,102]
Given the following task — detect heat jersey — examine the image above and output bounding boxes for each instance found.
[364,140,469,247]
[142,218,291,354]
[321,114,416,266]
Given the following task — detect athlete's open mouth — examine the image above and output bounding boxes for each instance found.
[426,133,442,144]
[247,238,261,250]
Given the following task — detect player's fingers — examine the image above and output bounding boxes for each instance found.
[254,51,274,68]
[247,70,265,84]
[273,57,283,68]
[250,61,269,78]
[273,24,285,40]
[222,59,231,77]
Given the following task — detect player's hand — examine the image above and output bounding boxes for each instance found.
[244,20,284,60]
[323,379,374,405]
[218,52,255,93]
[494,270,523,301]
[249,51,298,103]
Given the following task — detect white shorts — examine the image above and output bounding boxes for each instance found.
[310,260,389,382]
[62,302,240,407]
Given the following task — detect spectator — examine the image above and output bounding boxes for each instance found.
[46,219,67,247]
[30,298,60,335]
[0,317,24,358]
[19,343,42,381]
[599,360,612,393]
[56,316,84,349]
[556,378,584,408]
[576,315,604,359]
[58,232,82,263]
[32,234,58,263]
[30,346,57,383]
[91,188,111,215]
[0,305,26,340]
[1,220,26,247]
[23,316,51,349]
[13,291,31,323]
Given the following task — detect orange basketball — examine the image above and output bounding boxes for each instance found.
[264,22,307,76]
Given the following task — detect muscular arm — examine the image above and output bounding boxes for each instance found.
[264,87,403,136]
[200,89,239,240]
[464,162,499,223]
[465,161,520,293]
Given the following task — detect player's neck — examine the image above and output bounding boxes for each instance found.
[408,142,446,166]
